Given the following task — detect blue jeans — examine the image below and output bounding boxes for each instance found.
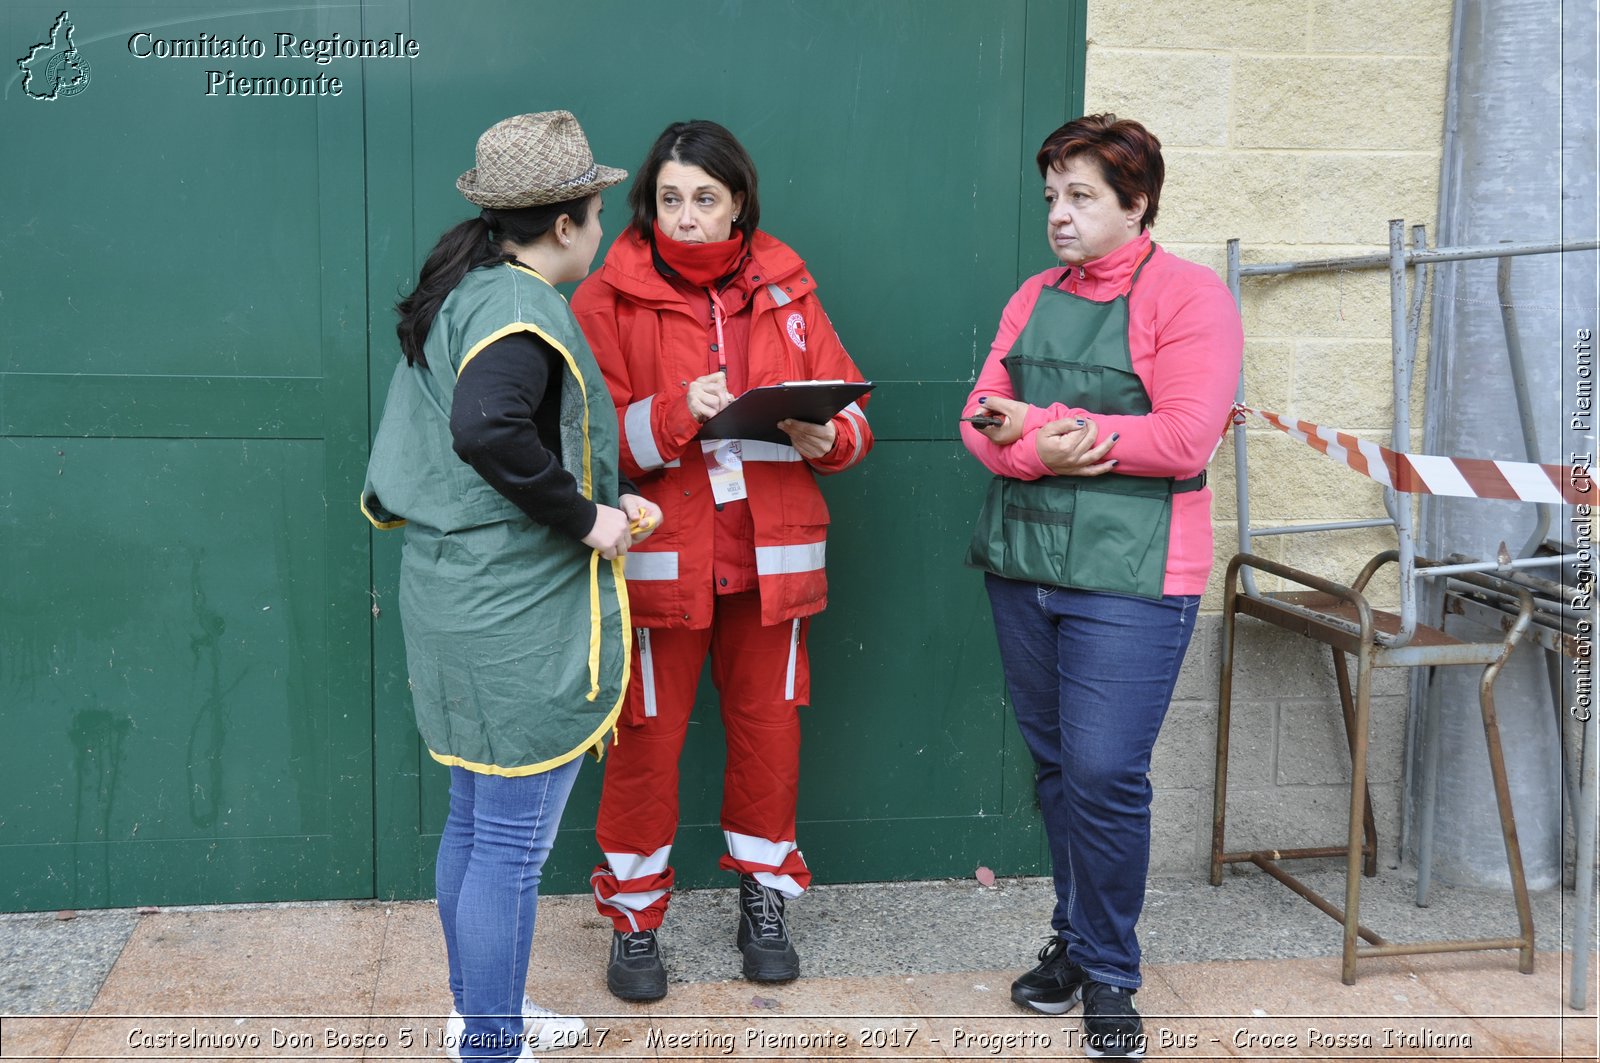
[985,574,1198,989]
[435,759,582,1061]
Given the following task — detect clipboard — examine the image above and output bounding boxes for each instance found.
[698,380,875,445]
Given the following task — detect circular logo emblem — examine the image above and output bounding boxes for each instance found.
[45,50,91,97]
[785,312,807,352]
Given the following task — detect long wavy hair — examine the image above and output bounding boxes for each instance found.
[395,196,593,367]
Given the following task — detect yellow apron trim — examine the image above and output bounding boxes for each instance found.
[358,491,406,530]
[433,263,631,770]
[609,556,632,754]
[454,268,556,376]
[456,321,539,378]
[454,325,595,497]
[426,745,603,778]
[587,551,602,700]
[525,314,602,699]
[545,333,594,498]
[425,555,633,775]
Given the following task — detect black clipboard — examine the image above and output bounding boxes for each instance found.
[698,381,875,445]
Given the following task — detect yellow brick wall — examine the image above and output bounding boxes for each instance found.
[1085,0,1453,607]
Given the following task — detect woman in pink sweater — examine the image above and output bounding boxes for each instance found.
[960,114,1242,1060]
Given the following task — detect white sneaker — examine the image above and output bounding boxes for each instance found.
[521,1001,586,1051]
[445,996,586,1058]
[443,1009,465,1063]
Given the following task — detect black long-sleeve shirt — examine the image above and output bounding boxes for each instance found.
[449,331,634,542]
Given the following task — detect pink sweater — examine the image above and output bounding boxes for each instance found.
[961,232,1243,595]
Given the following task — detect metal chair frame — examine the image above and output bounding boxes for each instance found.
[1209,221,1596,990]
[1212,550,1536,984]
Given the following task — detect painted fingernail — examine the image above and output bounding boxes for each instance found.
[978,396,988,403]
[1111,459,1120,466]
[1111,432,1120,441]
[1075,419,1086,426]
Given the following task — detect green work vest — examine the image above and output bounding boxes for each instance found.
[361,261,631,775]
[967,250,1203,598]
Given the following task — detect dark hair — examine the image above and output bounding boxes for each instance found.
[628,120,760,242]
[1036,113,1164,230]
[395,196,593,367]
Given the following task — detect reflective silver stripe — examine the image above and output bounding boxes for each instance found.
[721,831,806,898]
[738,439,802,463]
[592,846,674,929]
[603,844,672,882]
[765,283,792,307]
[638,628,657,718]
[755,540,825,576]
[724,830,799,867]
[624,397,666,470]
[752,871,804,897]
[593,885,668,924]
[784,618,800,700]
[625,551,679,581]
[837,401,869,467]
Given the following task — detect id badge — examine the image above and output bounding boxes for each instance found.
[702,439,748,504]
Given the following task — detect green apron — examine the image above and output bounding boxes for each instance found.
[967,249,1204,598]
[361,262,631,775]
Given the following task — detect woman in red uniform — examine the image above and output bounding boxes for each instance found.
[573,120,872,1002]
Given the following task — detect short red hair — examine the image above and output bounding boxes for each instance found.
[1036,114,1164,230]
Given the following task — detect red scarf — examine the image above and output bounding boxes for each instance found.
[653,221,747,288]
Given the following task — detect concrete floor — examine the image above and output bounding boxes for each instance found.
[1,869,1595,1061]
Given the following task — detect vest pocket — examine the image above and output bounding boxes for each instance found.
[1062,481,1170,596]
[968,476,1170,597]
[967,477,1074,587]
[999,491,1076,587]
[1005,357,1104,411]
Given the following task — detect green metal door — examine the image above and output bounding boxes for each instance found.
[1,0,1084,911]
[367,0,1087,898]
[0,3,373,909]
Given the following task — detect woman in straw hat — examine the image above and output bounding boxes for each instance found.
[575,120,873,1001]
[363,110,660,1060]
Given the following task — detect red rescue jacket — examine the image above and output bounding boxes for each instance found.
[573,229,873,628]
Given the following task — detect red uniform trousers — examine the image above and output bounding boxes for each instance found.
[591,591,813,931]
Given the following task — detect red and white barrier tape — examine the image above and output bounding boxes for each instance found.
[1232,405,1592,505]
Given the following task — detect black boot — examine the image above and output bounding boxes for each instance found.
[606,929,667,1002]
[735,874,800,982]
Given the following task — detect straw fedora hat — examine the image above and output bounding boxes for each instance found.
[456,110,627,209]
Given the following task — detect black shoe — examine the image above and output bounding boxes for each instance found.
[1011,937,1088,1015]
[606,929,667,1002]
[1081,980,1146,1059]
[735,874,800,982]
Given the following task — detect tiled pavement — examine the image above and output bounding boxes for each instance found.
[1,875,1595,1062]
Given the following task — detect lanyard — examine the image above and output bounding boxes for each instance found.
[707,288,729,377]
